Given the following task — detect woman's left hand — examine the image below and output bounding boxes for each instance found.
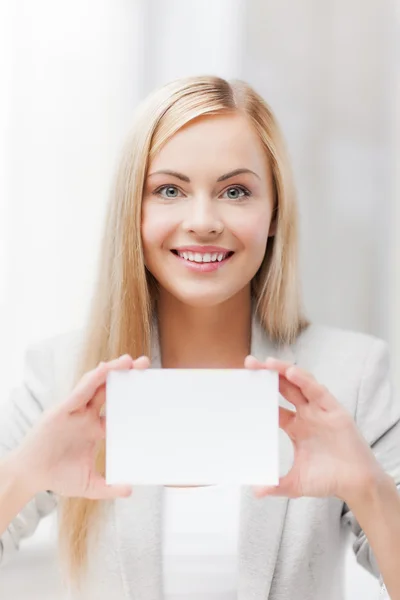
[244,356,385,506]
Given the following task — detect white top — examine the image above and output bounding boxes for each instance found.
[162,485,242,599]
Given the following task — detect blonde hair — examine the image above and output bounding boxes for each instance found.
[57,75,308,588]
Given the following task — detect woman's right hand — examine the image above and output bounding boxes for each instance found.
[10,354,150,501]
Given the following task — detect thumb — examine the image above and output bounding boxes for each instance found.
[87,476,133,500]
[253,472,294,498]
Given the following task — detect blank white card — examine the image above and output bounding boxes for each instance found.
[105,368,279,486]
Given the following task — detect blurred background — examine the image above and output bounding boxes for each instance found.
[0,0,398,598]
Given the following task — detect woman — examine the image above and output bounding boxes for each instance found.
[0,75,398,600]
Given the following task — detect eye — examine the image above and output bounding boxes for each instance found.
[154,185,183,199]
[222,185,251,200]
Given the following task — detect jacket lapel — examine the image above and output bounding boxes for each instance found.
[114,485,163,600]
[237,312,295,599]
[115,310,296,600]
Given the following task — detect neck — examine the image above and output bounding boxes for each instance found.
[156,288,252,368]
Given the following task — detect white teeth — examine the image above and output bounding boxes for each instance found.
[176,250,229,263]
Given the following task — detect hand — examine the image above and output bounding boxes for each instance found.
[12,354,151,500]
[244,356,384,505]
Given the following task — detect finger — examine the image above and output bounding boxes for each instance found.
[265,358,317,398]
[132,355,151,370]
[265,358,313,408]
[279,405,296,436]
[91,355,151,414]
[267,359,333,410]
[106,354,136,371]
[279,376,308,409]
[285,366,334,410]
[89,383,106,415]
[86,476,133,500]
[264,357,298,376]
[244,355,265,369]
[67,355,133,413]
[90,414,107,441]
[246,355,298,379]
[245,356,307,409]
[90,355,151,418]
[253,471,297,499]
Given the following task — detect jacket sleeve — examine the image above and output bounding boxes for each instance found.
[0,339,59,567]
[341,338,400,585]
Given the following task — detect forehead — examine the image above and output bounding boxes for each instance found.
[149,113,269,177]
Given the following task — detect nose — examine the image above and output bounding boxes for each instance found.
[182,196,224,236]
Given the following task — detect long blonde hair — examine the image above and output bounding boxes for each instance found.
[57,75,308,588]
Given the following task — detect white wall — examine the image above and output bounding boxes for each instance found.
[241,0,396,343]
[391,0,400,393]
[1,0,146,391]
[1,1,397,598]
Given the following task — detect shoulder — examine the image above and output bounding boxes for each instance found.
[25,327,85,405]
[293,322,389,394]
[294,322,386,365]
[291,324,392,422]
[27,327,84,371]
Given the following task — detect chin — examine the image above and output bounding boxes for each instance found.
[168,287,237,309]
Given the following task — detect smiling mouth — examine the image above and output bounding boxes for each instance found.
[170,250,234,264]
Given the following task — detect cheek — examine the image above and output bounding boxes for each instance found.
[233,211,271,254]
[141,205,175,255]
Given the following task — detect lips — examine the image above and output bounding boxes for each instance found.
[171,249,234,264]
[170,249,234,273]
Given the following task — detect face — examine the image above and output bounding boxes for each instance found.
[141,112,276,308]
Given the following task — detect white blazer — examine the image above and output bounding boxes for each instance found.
[1,313,399,599]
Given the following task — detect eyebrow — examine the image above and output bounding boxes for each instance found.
[147,168,261,182]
